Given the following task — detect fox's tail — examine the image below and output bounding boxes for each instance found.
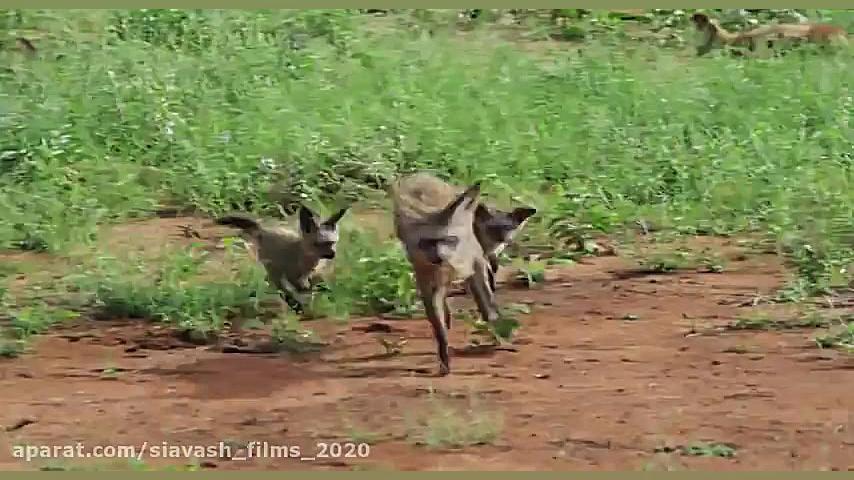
[215,213,262,235]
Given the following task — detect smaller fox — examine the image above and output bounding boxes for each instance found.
[391,172,501,376]
[215,205,348,314]
[474,203,537,293]
[691,12,849,56]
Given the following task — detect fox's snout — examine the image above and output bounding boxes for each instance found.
[488,223,516,243]
[314,241,337,259]
[417,236,460,265]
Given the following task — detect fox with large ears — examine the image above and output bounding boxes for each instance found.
[391,172,520,376]
[474,203,537,293]
[216,204,349,314]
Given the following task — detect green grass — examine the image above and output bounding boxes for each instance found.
[0,298,79,358]
[727,310,834,331]
[0,9,852,344]
[679,441,738,458]
[65,242,271,338]
[815,314,854,351]
[310,228,419,319]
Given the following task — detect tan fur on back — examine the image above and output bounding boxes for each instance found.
[391,172,462,223]
[697,13,848,50]
[391,173,482,282]
[742,23,847,41]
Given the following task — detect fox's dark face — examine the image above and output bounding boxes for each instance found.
[474,204,537,254]
[409,181,482,268]
[691,13,710,29]
[299,205,349,259]
[417,235,460,265]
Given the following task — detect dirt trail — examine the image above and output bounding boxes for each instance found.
[1,218,853,471]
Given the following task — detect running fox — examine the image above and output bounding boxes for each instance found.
[691,12,848,56]
[215,205,348,314]
[474,203,537,293]
[391,172,502,376]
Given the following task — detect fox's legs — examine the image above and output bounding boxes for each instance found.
[467,258,500,325]
[486,253,499,293]
[280,290,305,314]
[443,298,452,330]
[270,274,307,315]
[417,275,451,376]
[696,42,714,56]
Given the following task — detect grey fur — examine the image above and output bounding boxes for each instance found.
[216,205,348,313]
[391,172,500,376]
[474,203,537,292]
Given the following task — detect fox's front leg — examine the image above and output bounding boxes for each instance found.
[281,291,305,314]
[486,252,499,293]
[276,276,310,315]
[466,257,499,324]
[417,275,451,376]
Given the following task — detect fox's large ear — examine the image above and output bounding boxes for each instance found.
[691,12,709,27]
[437,181,481,224]
[323,207,349,226]
[474,203,492,221]
[511,206,537,224]
[299,205,319,234]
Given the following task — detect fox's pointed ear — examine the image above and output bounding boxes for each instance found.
[691,12,709,26]
[511,206,537,224]
[461,181,482,206]
[474,203,492,221]
[299,205,319,234]
[324,207,349,226]
[437,181,481,224]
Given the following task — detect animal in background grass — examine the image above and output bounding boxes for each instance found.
[391,172,523,376]
[691,12,849,57]
[0,36,36,57]
[15,37,37,56]
[215,205,348,314]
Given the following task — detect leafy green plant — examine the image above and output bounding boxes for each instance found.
[0,336,26,358]
[514,260,547,287]
[0,301,79,358]
[728,311,833,331]
[268,312,326,353]
[680,441,737,458]
[9,304,80,339]
[814,316,854,351]
[316,230,418,318]
[468,306,524,344]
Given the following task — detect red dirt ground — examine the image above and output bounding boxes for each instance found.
[1,217,852,471]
